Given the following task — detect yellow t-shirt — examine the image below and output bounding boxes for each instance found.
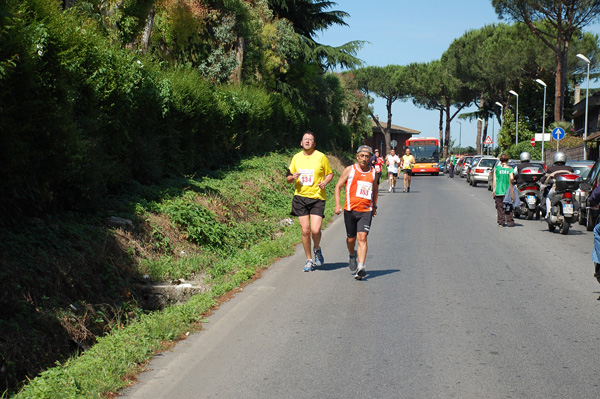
[402,155,415,170]
[289,150,333,200]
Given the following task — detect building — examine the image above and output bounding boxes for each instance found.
[366,119,420,157]
[572,88,600,161]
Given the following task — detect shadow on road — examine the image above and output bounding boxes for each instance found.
[362,268,401,280]
[318,262,350,271]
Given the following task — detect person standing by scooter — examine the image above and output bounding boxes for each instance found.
[540,152,574,219]
[493,153,515,227]
[515,152,533,184]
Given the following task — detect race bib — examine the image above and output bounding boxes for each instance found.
[375,164,381,173]
[356,180,373,200]
[299,169,315,186]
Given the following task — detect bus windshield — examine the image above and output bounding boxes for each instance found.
[408,145,439,163]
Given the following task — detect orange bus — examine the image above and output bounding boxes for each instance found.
[405,137,440,176]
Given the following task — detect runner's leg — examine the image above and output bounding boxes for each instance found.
[310,215,323,251]
[346,236,356,255]
[356,232,368,263]
[298,215,312,260]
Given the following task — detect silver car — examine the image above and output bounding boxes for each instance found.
[459,156,474,178]
[470,157,497,187]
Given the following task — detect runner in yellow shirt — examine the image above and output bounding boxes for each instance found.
[287,132,334,272]
[401,148,415,193]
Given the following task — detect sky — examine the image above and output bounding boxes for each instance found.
[317,0,600,149]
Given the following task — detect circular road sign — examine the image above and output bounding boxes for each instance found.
[530,137,535,146]
[552,127,565,141]
[390,140,398,148]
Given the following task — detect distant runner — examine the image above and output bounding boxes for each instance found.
[287,131,334,272]
[334,145,379,280]
[401,148,415,192]
[385,149,401,193]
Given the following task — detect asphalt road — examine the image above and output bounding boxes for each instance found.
[122,173,600,399]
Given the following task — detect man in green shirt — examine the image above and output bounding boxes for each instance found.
[492,153,515,227]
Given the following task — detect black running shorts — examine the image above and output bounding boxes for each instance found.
[402,169,412,176]
[343,210,373,238]
[291,195,326,218]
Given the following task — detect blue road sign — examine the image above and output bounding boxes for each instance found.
[552,127,565,140]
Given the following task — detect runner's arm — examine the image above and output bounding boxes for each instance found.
[318,172,334,190]
[286,168,300,183]
[334,167,351,214]
[372,177,379,217]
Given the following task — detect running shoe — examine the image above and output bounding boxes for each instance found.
[303,259,314,272]
[314,247,324,266]
[407,187,410,193]
[355,264,366,280]
[392,187,395,193]
[348,253,358,272]
[388,186,392,193]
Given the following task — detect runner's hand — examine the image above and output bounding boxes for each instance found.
[335,206,343,215]
[317,181,326,190]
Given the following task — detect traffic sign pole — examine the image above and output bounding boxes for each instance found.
[552,127,565,152]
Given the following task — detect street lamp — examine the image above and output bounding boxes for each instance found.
[457,121,462,157]
[536,78,547,164]
[577,53,590,160]
[509,90,519,146]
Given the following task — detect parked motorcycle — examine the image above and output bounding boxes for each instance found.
[514,165,545,220]
[539,173,582,235]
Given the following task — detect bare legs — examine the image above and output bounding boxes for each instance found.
[298,215,323,260]
[346,232,368,263]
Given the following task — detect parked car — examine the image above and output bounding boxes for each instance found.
[487,160,520,191]
[469,157,497,187]
[454,157,465,175]
[459,156,474,178]
[439,160,447,174]
[573,159,599,229]
[465,156,483,184]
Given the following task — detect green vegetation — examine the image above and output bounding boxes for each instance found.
[2,152,346,398]
[0,0,369,393]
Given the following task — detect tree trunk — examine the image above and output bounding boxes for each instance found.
[384,97,393,154]
[555,44,568,122]
[483,118,489,155]
[438,109,444,153]
[443,106,451,159]
[371,113,390,155]
[141,6,155,53]
[229,36,245,85]
[476,92,484,155]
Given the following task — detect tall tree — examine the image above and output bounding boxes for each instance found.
[408,61,473,158]
[492,0,600,122]
[268,0,364,70]
[352,65,410,153]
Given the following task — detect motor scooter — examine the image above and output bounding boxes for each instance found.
[539,173,581,235]
[513,165,544,220]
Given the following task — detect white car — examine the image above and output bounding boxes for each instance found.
[470,157,497,187]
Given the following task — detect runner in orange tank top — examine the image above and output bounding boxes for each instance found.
[334,145,379,280]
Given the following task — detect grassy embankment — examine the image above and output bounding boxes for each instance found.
[6,151,348,399]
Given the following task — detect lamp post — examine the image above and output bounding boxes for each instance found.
[577,53,590,160]
[477,117,484,155]
[536,79,547,164]
[457,121,462,157]
[509,90,519,146]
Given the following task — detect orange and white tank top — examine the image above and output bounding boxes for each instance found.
[345,164,376,212]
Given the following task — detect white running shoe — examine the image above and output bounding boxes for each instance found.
[388,186,392,193]
[355,264,366,280]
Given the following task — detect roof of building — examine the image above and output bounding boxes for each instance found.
[371,119,420,135]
